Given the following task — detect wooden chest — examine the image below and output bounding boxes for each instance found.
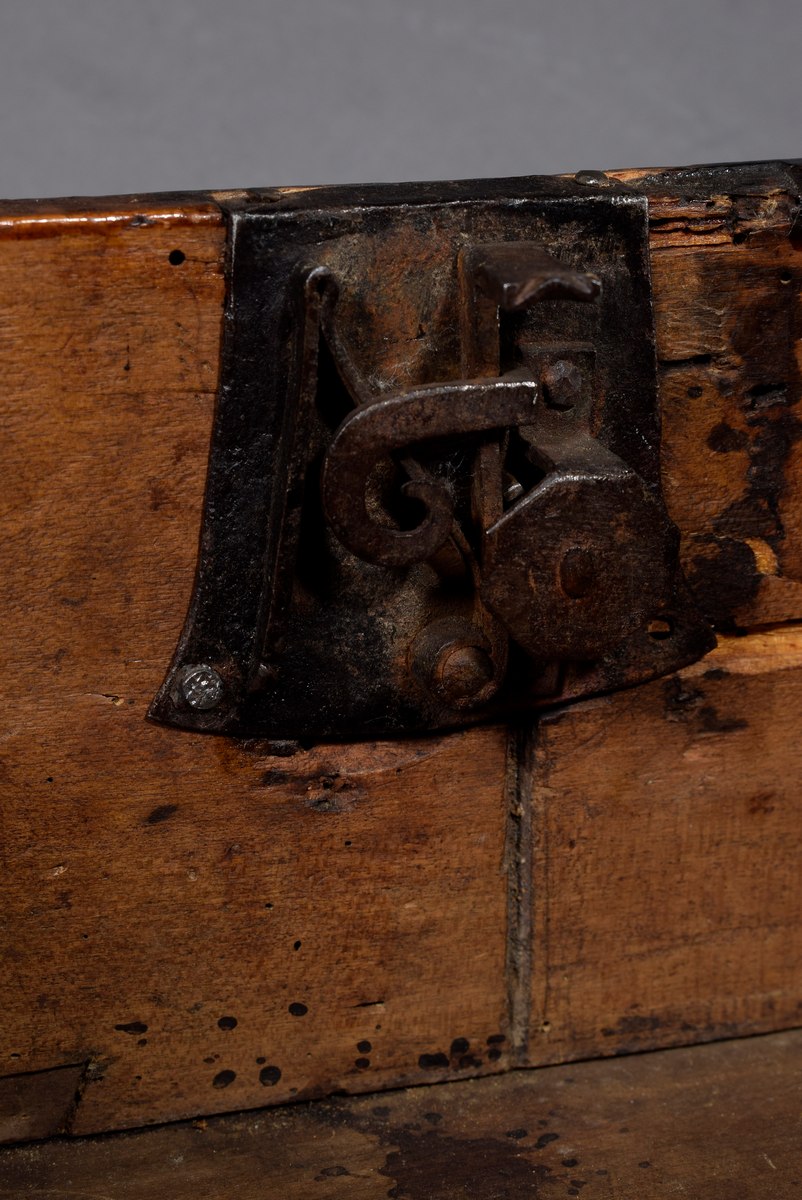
[2,160,802,1194]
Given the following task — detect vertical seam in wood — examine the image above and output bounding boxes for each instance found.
[58,1059,93,1138]
[504,719,536,1065]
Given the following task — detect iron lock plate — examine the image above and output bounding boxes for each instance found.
[149,175,715,740]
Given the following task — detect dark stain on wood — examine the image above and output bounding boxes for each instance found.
[748,790,777,814]
[144,803,179,824]
[5,1029,802,1197]
[661,674,747,733]
[695,216,802,621]
[0,1063,87,1145]
[211,1069,236,1089]
[313,1163,351,1180]
[715,407,802,544]
[601,1014,663,1037]
[697,705,749,734]
[662,675,705,719]
[687,535,763,629]
[379,1129,552,1198]
[418,1052,450,1070]
[707,421,749,453]
[534,1131,560,1150]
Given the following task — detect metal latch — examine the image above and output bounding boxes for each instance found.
[149,176,715,740]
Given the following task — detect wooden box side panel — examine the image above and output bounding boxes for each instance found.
[2,167,802,1138]
[526,629,802,1065]
[0,205,511,1136]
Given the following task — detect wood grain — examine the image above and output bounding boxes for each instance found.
[3,1028,802,1199]
[0,1064,85,1145]
[526,626,802,1065]
[0,201,511,1134]
[607,163,802,627]
[2,165,802,1140]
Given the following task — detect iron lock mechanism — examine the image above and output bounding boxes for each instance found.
[150,176,715,740]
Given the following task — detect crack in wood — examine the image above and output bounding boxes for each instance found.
[504,722,536,1065]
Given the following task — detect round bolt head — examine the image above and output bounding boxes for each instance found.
[574,170,613,187]
[179,664,225,711]
[410,619,499,710]
[436,643,495,703]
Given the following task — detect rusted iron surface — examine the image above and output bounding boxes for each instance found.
[149,176,714,741]
[4,1029,802,1198]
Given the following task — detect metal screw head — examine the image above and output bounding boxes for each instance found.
[542,360,583,410]
[178,664,225,711]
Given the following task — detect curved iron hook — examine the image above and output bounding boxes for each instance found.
[320,370,538,567]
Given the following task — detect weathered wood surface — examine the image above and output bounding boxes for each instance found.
[1,164,802,1139]
[0,1065,85,1146]
[525,626,802,1066]
[609,162,802,627]
[3,1028,802,1199]
[0,200,509,1136]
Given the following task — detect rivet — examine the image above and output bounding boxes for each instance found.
[435,644,495,704]
[574,169,614,187]
[178,664,224,710]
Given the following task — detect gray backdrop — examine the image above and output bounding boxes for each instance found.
[0,0,799,199]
